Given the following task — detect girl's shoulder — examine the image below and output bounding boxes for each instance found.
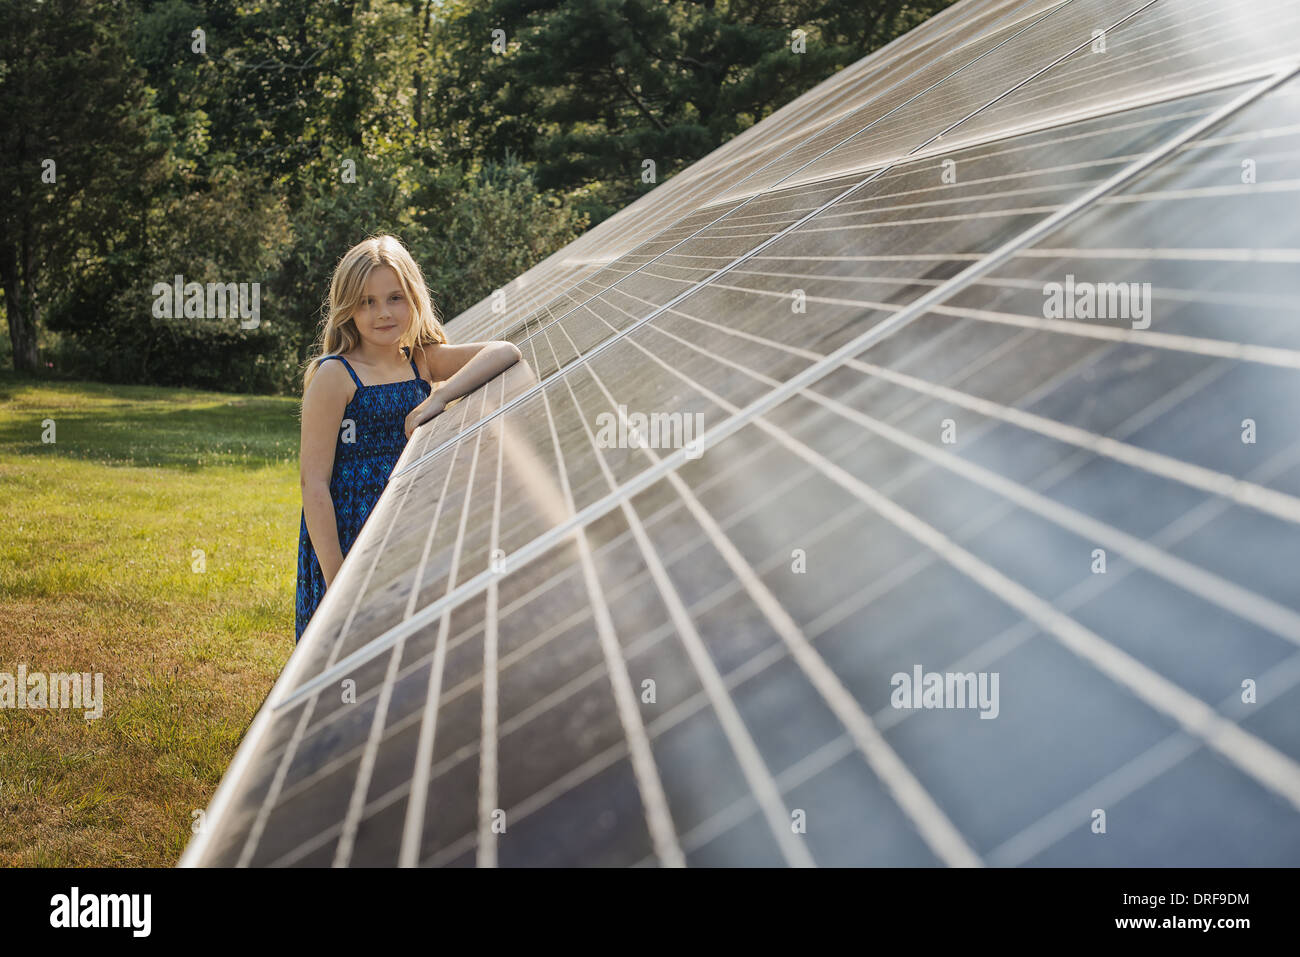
[309,354,361,403]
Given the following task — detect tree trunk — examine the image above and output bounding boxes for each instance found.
[1,243,40,374]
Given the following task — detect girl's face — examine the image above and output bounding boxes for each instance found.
[351,265,411,349]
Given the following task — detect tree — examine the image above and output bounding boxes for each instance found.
[0,0,168,373]
[426,0,956,223]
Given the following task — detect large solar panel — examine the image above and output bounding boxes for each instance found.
[181,0,1300,867]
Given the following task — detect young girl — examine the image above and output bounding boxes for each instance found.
[296,234,522,643]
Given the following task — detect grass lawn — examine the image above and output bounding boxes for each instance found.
[0,371,301,866]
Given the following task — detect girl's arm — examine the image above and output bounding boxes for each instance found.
[300,362,351,587]
[406,341,523,438]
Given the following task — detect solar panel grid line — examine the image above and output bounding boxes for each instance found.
[1115,116,1300,160]
[862,0,1162,147]
[460,246,646,345]
[520,313,817,868]
[1097,177,1300,205]
[710,265,1297,313]
[528,314,982,866]
[884,98,1278,188]
[928,301,1300,368]
[393,430,488,865]
[841,357,1300,525]
[569,515,688,868]
[271,62,1298,717]
[461,264,587,356]
[950,0,1300,126]
[393,392,483,865]
[527,351,688,866]
[896,64,1284,170]
[961,275,1297,312]
[787,359,1300,647]
[475,378,509,868]
[417,621,704,868]
[226,682,318,866]
[988,647,1300,866]
[389,0,1205,487]
[388,0,1094,468]
[631,732,864,867]
[395,602,456,865]
[331,588,410,867]
[479,266,602,342]
[754,167,1138,220]
[732,102,1246,217]
[796,354,1240,639]
[333,384,499,868]
[1022,246,1300,262]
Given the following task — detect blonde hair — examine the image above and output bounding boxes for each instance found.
[302,234,449,393]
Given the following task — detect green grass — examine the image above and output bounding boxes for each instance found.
[0,371,301,866]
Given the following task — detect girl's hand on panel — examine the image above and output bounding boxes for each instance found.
[405,394,447,439]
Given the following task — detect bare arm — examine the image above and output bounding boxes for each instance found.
[300,362,352,587]
[406,341,523,438]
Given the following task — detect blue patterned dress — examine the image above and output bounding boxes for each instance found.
[295,350,431,642]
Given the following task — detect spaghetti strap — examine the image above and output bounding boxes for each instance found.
[408,357,421,380]
[320,354,365,389]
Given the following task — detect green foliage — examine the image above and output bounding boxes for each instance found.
[431,0,958,221]
[1,0,956,394]
[415,153,594,325]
